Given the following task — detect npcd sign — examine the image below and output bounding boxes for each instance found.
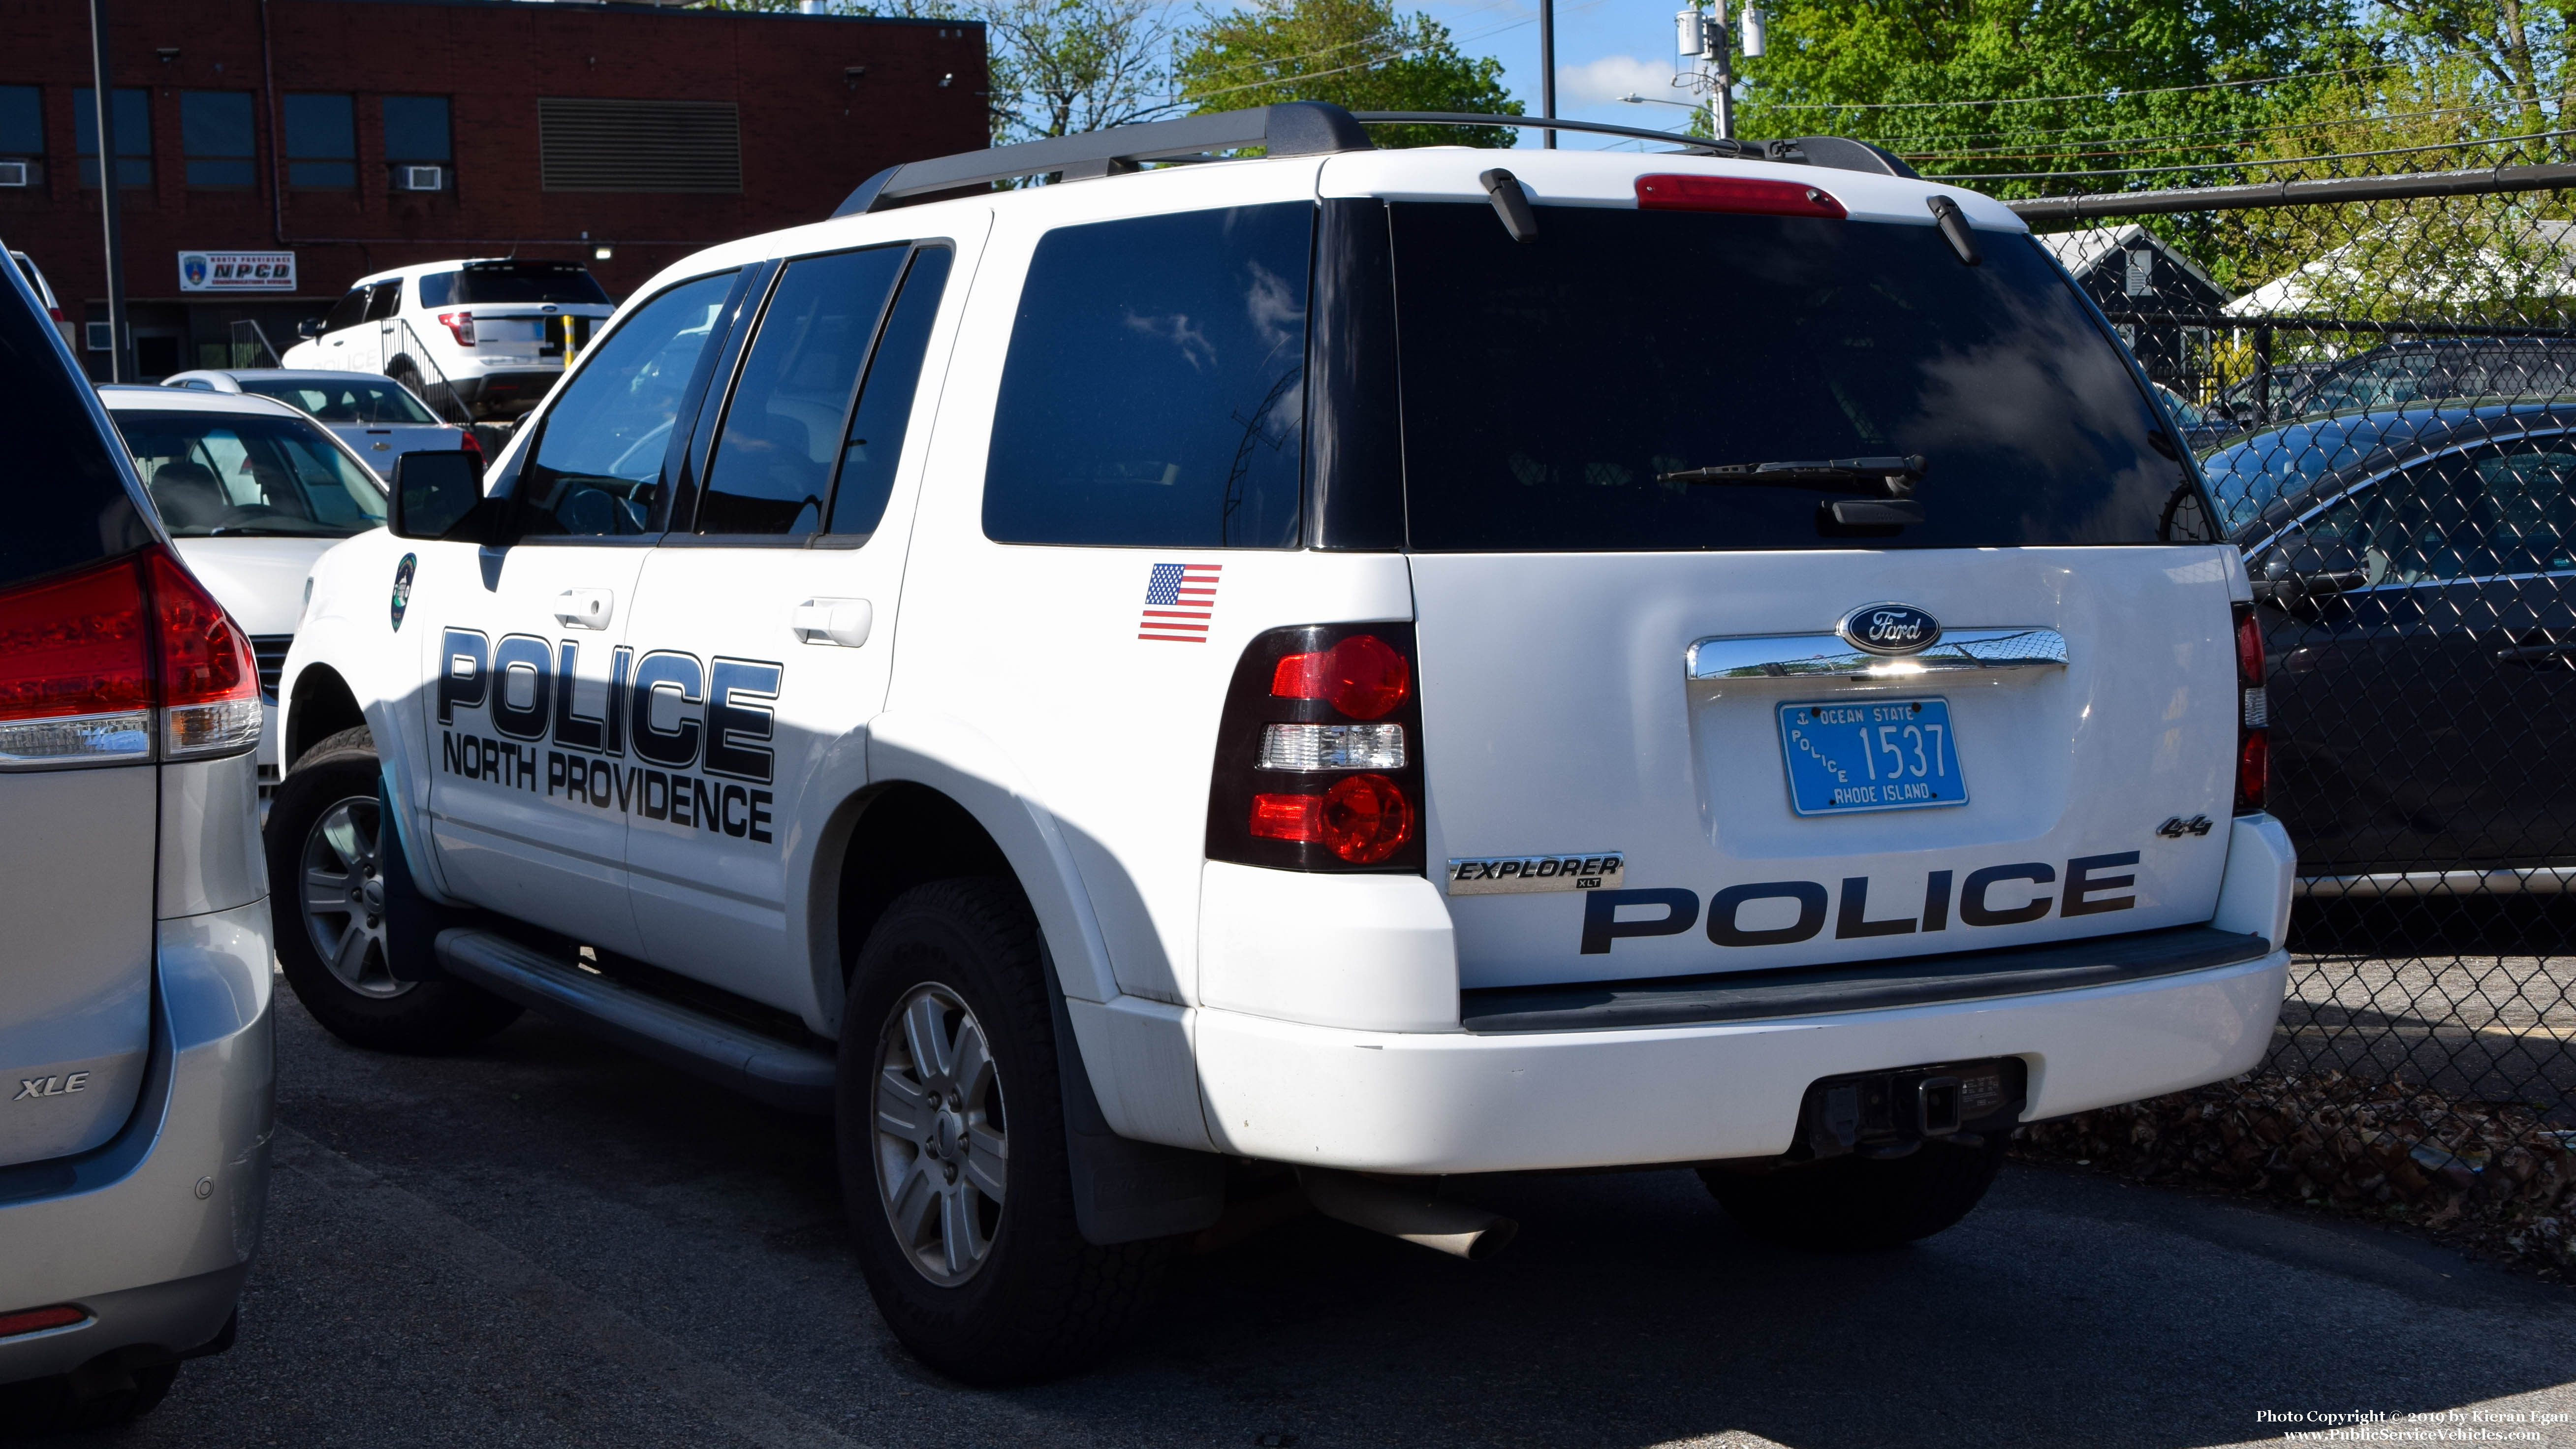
[177,251,296,292]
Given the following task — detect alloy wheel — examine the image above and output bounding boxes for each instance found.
[299,794,408,999]
[874,983,1008,1286]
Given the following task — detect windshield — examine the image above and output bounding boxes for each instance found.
[110,410,386,538]
[237,377,439,424]
[2200,410,2465,534]
[1388,204,2213,551]
[422,262,611,307]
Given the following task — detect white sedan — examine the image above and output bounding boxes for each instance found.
[159,367,477,479]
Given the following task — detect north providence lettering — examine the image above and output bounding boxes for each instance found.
[437,630,781,845]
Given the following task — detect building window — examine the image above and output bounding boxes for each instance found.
[0,85,41,187]
[283,94,354,188]
[73,88,151,189]
[382,95,450,192]
[537,97,740,193]
[181,91,254,188]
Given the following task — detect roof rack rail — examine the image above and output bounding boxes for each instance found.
[832,101,1372,217]
[1352,114,1922,179]
[826,103,1920,218]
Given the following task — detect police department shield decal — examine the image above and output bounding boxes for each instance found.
[391,553,417,631]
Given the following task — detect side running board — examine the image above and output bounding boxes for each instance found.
[433,928,835,1114]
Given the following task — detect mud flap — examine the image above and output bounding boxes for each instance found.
[1042,945,1225,1246]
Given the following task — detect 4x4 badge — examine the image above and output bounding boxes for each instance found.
[391,553,416,631]
[1838,602,1941,656]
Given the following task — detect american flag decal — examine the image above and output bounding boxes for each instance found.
[1138,562,1221,642]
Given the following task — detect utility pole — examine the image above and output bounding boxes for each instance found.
[88,0,129,383]
[1678,0,1762,142]
[1539,0,1556,149]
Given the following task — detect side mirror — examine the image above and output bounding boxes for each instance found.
[2253,535,2367,608]
[296,317,324,339]
[390,449,489,541]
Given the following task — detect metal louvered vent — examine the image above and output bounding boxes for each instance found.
[537,98,741,193]
[249,635,292,703]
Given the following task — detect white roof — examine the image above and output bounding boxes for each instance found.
[2037,223,2227,298]
[96,386,309,419]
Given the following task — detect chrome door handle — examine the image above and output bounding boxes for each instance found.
[554,588,614,630]
[792,598,872,648]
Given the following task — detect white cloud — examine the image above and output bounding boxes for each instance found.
[1556,54,1690,108]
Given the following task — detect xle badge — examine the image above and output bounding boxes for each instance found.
[391,553,417,631]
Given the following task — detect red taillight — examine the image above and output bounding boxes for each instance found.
[0,1304,85,1338]
[1635,174,1848,219]
[0,558,151,724]
[1271,633,1411,720]
[2233,603,2267,814]
[0,547,259,765]
[456,428,484,460]
[437,310,475,346]
[1210,624,1426,873]
[47,307,64,322]
[1319,773,1413,863]
[1249,792,1323,842]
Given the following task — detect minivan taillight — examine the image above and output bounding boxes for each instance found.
[2234,603,2267,813]
[1209,624,1427,872]
[0,546,260,767]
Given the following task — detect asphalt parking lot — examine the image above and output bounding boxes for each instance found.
[46,978,2576,1449]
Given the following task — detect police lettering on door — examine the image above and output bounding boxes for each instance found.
[436,629,781,845]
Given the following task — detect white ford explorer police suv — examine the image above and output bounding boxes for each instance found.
[271,103,2296,1384]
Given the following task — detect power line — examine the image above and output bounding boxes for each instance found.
[1748,58,2396,112]
[1882,99,2533,157]
[1924,125,2575,181]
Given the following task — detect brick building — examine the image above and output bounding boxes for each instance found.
[0,0,988,379]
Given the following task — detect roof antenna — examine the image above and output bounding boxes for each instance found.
[1479,168,1538,244]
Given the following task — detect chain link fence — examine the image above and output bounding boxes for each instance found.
[1993,143,2576,1269]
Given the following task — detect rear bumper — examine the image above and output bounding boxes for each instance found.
[0,899,274,1386]
[1183,815,2296,1174]
[443,369,557,418]
[1194,947,2289,1173]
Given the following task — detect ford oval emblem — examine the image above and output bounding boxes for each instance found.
[1839,602,1941,656]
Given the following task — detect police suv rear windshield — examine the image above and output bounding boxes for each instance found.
[1388,202,2215,551]
[421,261,611,308]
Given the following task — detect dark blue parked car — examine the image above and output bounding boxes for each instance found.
[2205,401,2576,890]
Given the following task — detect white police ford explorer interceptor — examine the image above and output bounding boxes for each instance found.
[270,103,2297,1384]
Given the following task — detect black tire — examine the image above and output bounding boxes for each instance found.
[0,1361,176,1436]
[265,726,519,1053]
[837,878,1167,1385]
[1698,1135,2008,1251]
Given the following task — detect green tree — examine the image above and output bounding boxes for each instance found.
[1724,0,2371,197]
[1175,0,1521,148]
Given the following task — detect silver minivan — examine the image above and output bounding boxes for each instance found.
[0,249,274,1428]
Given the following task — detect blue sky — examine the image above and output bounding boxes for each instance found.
[1409,0,1718,148]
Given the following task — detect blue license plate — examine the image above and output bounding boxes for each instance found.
[1778,698,1969,817]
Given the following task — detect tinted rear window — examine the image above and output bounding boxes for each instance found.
[0,277,151,587]
[1388,203,2214,551]
[239,376,438,424]
[983,204,1309,548]
[450,261,611,307]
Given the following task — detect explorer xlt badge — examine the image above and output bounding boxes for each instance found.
[1838,602,1942,655]
[1446,851,1625,895]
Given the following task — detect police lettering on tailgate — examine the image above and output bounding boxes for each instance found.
[434,627,783,847]
[1577,851,2144,953]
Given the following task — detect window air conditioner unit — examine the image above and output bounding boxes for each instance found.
[394,164,443,192]
[0,160,28,187]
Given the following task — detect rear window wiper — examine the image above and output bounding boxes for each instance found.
[1655,454,1927,493]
